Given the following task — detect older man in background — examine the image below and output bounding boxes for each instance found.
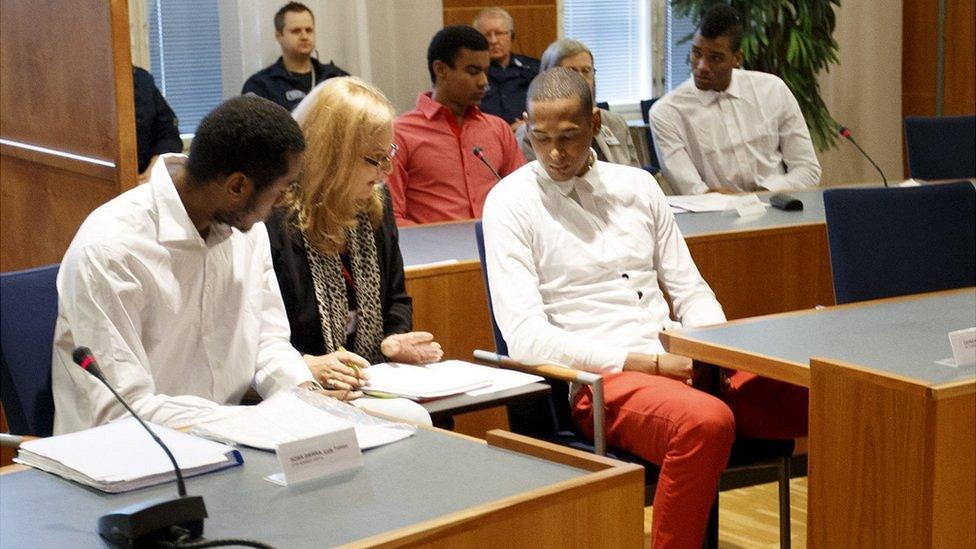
[473,7,539,130]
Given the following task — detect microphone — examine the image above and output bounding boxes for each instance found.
[72,346,208,546]
[838,125,888,187]
[472,146,502,182]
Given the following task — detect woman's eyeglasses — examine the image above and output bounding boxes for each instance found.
[363,143,399,170]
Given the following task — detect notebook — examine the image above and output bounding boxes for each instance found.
[14,418,242,493]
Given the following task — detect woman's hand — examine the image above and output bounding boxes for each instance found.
[302,351,369,401]
[380,332,444,364]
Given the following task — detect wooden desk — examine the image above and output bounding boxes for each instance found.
[0,428,644,547]
[661,289,976,548]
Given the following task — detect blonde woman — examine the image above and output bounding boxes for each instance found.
[267,77,442,423]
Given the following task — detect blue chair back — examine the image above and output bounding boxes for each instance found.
[595,101,610,111]
[0,264,59,436]
[640,98,662,173]
[904,115,976,180]
[473,221,509,357]
[823,182,976,304]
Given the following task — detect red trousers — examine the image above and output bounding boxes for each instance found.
[572,371,808,549]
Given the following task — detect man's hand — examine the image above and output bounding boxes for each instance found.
[623,352,694,383]
[302,351,369,401]
[380,332,443,364]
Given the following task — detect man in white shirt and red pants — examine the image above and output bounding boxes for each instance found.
[650,5,822,195]
[482,68,807,549]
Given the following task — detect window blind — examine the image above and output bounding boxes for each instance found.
[562,0,653,105]
[148,0,223,134]
[665,3,696,91]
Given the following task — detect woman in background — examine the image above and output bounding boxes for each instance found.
[268,77,442,423]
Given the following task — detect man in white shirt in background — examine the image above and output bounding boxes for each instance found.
[482,68,807,549]
[650,5,821,195]
[52,96,370,434]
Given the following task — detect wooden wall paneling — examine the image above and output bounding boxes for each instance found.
[0,156,120,271]
[111,0,138,191]
[443,2,558,60]
[902,0,938,119]
[1,0,136,272]
[943,0,976,115]
[0,0,119,160]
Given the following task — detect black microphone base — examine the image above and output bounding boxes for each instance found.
[98,495,207,548]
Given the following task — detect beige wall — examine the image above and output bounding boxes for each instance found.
[817,1,904,186]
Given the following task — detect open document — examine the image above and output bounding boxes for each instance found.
[667,193,766,213]
[364,360,543,401]
[189,389,416,451]
[14,418,242,493]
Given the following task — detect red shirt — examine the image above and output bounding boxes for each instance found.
[389,92,525,226]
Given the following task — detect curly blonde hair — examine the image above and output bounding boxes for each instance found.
[287,77,394,254]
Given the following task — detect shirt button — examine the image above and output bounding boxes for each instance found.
[621,273,629,279]
[637,290,643,300]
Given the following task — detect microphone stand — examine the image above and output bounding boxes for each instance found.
[73,347,208,547]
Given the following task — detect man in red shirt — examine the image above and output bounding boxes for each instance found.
[389,25,525,226]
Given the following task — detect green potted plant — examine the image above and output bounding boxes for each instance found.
[671,0,841,150]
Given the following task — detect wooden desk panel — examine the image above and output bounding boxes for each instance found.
[661,290,976,548]
[808,359,975,548]
[405,261,493,362]
[686,223,835,320]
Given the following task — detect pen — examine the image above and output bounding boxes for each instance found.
[336,346,364,379]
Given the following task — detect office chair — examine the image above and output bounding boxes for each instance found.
[904,115,976,180]
[473,222,795,548]
[0,264,60,436]
[640,98,662,173]
[823,182,976,304]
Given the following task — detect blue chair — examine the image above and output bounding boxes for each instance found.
[595,100,610,111]
[904,115,976,180]
[473,221,795,548]
[823,182,976,304]
[0,264,60,436]
[640,98,662,173]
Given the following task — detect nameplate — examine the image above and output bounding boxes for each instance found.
[948,327,976,368]
[266,428,362,486]
[734,194,766,217]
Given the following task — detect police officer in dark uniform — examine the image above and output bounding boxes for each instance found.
[242,2,349,112]
[473,8,539,128]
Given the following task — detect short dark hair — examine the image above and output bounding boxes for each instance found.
[274,2,313,33]
[427,25,489,84]
[698,5,744,52]
[527,67,593,120]
[186,96,305,191]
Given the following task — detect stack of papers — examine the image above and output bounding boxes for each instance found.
[365,361,496,400]
[667,193,766,214]
[190,390,416,451]
[424,360,544,397]
[14,418,242,493]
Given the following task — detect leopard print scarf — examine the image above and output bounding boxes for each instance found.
[301,211,385,363]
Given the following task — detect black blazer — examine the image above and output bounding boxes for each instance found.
[267,188,412,359]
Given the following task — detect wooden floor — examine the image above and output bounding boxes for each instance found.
[644,478,808,548]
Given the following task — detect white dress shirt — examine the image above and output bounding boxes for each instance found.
[650,69,822,195]
[52,155,313,434]
[482,160,725,375]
